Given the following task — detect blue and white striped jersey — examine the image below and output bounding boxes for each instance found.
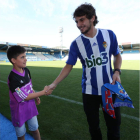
[66,28,120,95]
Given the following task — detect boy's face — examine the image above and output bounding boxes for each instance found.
[12,52,27,68]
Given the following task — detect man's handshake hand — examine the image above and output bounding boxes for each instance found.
[45,83,57,95]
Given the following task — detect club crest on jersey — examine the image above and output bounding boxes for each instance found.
[15,87,22,95]
[103,41,107,49]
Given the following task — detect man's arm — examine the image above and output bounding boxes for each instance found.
[46,64,73,95]
[112,53,122,84]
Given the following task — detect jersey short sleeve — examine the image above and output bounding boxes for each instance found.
[13,87,28,102]
[109,30,120,56]
[8,78,29,102]
[66,41,79,65]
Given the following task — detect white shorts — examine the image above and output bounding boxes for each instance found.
[15,116,39,137]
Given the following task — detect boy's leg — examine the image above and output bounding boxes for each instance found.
[27,116,41,140]
[103,94,121,140]
[31,129,41,140]
[17,135,25,140]
[82,94,102,140]
[15,123,26,140]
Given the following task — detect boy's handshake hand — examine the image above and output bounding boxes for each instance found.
[44,86,49,93]
[44,85,53,95]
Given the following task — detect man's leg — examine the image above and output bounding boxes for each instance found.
[82,94,102,140]
[103,94,121,140]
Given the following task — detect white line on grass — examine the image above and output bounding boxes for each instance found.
[0,80,139,121]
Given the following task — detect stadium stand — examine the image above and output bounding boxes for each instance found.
[119,42,140,53]
[26,53,38,61]
[0,41,139,62]
[52,52,68,59]
[34,53,47,61]
[53,52,61,59]
[43,54,57,60]
[119,42,140,60]
[61,54,68,60]
[122,50,140,54]
[0,42,69,62]
[0,52,9,62]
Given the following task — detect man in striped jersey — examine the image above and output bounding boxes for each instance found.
[46,3,122,140]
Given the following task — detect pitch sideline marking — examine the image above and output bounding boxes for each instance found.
[0,80,139,121]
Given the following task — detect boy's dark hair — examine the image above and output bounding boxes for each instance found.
[7,45,26,64]
[73,3,99,26]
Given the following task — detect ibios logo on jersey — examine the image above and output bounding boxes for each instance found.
[85,52,108,68]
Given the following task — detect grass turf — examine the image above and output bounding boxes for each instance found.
[0,60,139,140]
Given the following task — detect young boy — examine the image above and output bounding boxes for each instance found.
[7,45,49,140]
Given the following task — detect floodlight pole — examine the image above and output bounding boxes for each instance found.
[59,27,63,59]
[6,42,10,48]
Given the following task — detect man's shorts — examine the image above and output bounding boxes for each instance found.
[15,116,39,137]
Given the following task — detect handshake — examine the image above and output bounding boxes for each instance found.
[43,83,57,96]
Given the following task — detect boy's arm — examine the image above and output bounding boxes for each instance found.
[24,86,48,101]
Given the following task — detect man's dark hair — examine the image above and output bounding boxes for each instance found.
[73,3,99,26]
[7,45,26,64]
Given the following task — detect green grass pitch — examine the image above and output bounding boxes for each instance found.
[0,60,139,140]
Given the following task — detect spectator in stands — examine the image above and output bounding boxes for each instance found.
[7,45,51,140]
[46,3,122,140]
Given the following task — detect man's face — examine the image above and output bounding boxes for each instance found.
[75,15,93,35]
